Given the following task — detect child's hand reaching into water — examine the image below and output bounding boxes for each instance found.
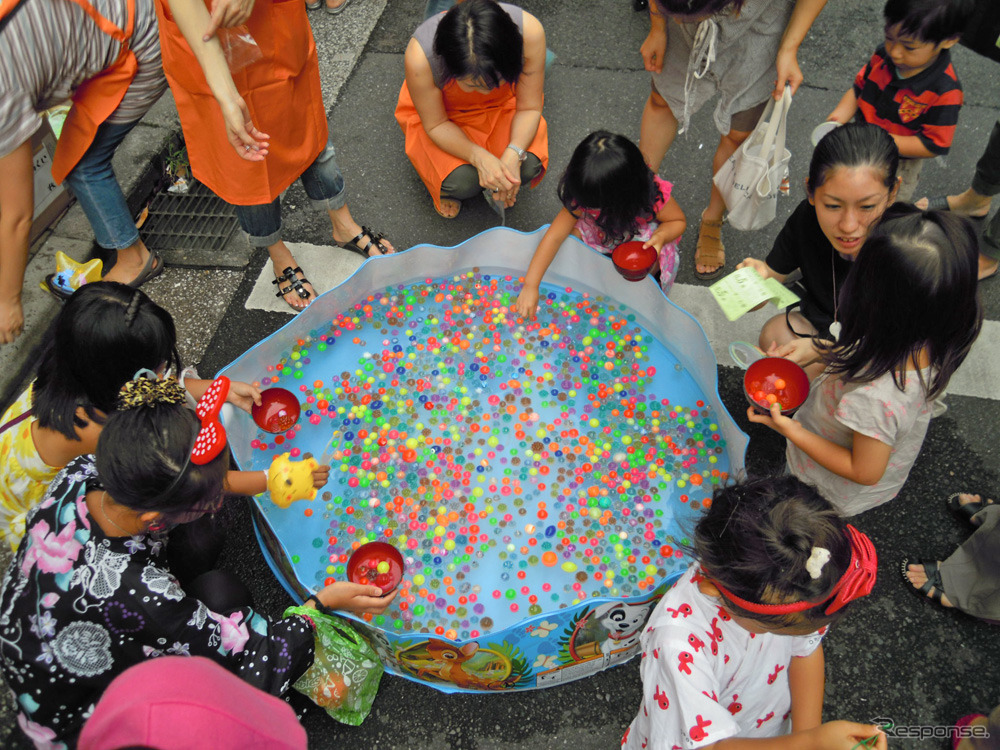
[514,285,539,319]
[226,380,262,413]
[311,464,330,489]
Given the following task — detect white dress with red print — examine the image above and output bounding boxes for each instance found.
[621,565,825,750]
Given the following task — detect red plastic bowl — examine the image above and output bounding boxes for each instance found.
[743,358,810,416]
[347,541,404,595]
[251,387,301,433]
[611,240,657,281]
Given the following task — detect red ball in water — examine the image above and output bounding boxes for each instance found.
[252,387,301,433]
[612,240,657,281]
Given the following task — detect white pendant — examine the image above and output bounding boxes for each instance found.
[829,321,842,340]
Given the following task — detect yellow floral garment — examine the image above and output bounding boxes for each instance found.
[0,384,60,551]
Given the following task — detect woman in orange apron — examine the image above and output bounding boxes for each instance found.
[0,0,165,344]
[395,0,549,219]
[154,0,394,310]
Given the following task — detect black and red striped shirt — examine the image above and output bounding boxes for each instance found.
[853,45,963,155]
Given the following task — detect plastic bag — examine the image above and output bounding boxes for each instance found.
[284,605,384,726]
[217,25,262,73]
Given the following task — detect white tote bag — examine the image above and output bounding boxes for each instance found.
[713,86,792,231]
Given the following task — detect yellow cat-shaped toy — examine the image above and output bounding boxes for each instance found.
[267,453,318,508]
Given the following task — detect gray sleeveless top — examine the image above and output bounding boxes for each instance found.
[413,2,524,89]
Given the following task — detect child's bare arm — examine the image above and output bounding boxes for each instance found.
[645,196,686,251]
[890,134,935,159]
[225,464,330,497]
[789,647,824,732]
[707,722,886,749]
[747,408,892,486]
[514,208,578,317]
[827,89,858,124]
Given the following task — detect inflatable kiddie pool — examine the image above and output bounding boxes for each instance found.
[220,227,747,693]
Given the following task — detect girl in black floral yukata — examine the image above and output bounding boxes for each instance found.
[0,376,394,748]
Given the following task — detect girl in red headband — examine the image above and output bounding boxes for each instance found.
[622,475,884,750]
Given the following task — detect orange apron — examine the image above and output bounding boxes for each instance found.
[153,0,327,205]
[15,0,142,185]
[395,78,548,213]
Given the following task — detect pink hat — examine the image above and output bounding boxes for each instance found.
[78,657,307,750]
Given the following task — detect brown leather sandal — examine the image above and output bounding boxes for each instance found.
[695,216,725,280]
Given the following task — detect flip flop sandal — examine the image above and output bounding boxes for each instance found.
[305,0,321,8]
[694,217,725,280]
[946,492,996,525]
[127,250,164,288]
[901,558,948,605]
[273,266,312,309]
[340,226,390,258]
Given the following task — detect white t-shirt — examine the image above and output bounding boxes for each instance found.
[622,565,824,750]
[787,368,932,516]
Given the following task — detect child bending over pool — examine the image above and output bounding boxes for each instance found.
[514,131,685,317]
[622,475,885,750]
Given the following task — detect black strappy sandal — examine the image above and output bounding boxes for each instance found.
[339,226,390,258]
[272,266,312,310]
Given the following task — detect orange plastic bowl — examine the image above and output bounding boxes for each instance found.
[347,541,404,595]
[743,358,810,416]
[251,387,301,433]
[611,240,657,281]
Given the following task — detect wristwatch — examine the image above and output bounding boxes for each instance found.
[506,143,527,162]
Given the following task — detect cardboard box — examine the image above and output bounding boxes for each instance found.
[29,119,73,244]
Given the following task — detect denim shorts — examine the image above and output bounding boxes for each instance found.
[235,137,347,248]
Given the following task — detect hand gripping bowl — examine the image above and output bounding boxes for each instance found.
[743,357,810,416]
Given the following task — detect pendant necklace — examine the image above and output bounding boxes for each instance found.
[829,251,842,341]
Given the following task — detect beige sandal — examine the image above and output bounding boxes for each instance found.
[695,216,725,280]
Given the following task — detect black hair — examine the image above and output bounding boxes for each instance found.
[883,0,974,44]
[32,282,182,441]
[807,122,900,196]
[433,0,523,89]
[820,204,983,400]
[693,476,855,630]
[96,392,228,516]
[652,0,746,17]
[558,131,660,248]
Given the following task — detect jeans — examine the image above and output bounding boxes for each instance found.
[971,119,1000,261]
[234,137,347,247]
[62,119,141,250]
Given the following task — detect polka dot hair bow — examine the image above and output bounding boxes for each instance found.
[191,376,230,465]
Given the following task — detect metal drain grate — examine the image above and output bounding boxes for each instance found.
[141,181,239,252]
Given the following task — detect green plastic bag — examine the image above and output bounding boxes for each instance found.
[284,606,384,725]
